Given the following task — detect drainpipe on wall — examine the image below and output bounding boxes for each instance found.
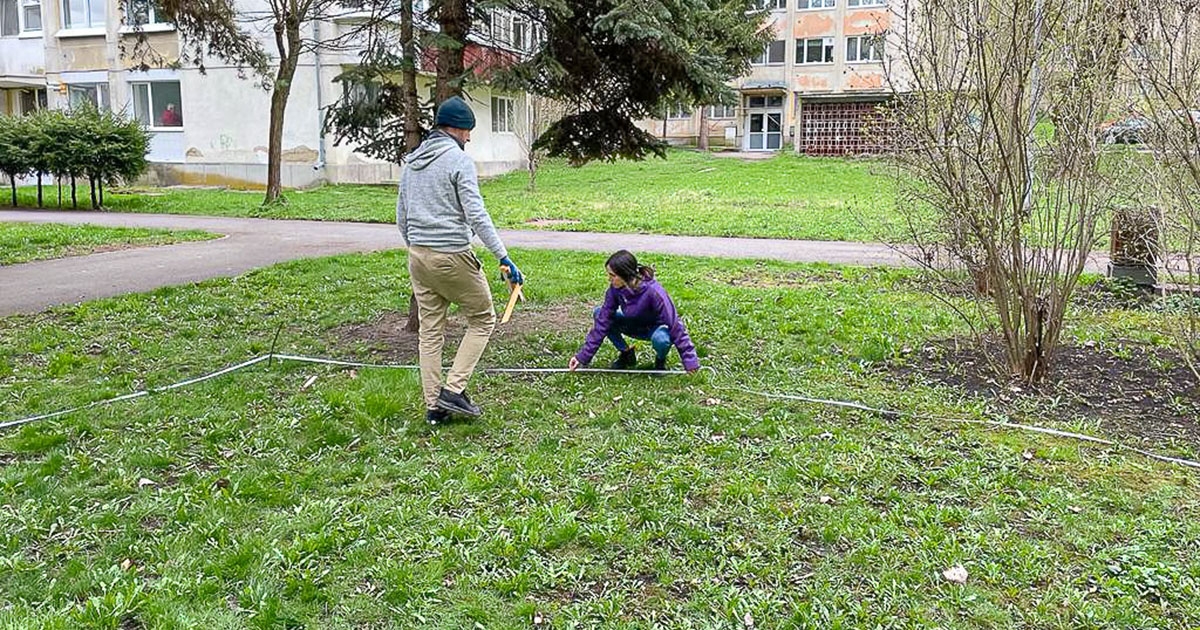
[312,19,327,175]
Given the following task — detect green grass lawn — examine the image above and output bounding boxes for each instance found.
[1,250,1197,627]
[8,151,899,242]
[0,222,215,266]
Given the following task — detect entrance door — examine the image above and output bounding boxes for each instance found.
[748,112,783,150]
[744,94,785,151]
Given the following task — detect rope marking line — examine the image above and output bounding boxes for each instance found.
[2,354,1198,471]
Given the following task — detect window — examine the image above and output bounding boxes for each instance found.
[490,11,512,47]
[0,0,33,34]
[745,95,783,109]
[125,0,167,25]
[847,35,885,62]
[62,0,104,29]
[68,83,109,110]
[798,37,835,64]
[18,88,46,114]
[2,0,41,34]
[512,16,528,50]
[752,40,786,65]
[491,96,514,133]
[21,0,39,31]
[707,104,736,119]
[798,0,836,8]
[343,80,379,106]
[1,0,18,35]
[665,103,692,119]
[751,0,786,8]
[132,81,183,128]
[848,0,885,6]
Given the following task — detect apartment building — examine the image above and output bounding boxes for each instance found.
[639,0,895,155]
[0,0,47,115]
[0,0,534,188]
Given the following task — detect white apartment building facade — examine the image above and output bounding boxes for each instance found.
[0,0,534,189]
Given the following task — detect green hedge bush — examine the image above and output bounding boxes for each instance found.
[0,107,150,210]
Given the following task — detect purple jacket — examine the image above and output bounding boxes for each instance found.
[576,277,700,371]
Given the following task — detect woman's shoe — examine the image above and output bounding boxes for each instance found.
[610,347,637,370]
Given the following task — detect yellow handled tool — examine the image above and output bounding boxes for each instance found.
[499,265,524,324]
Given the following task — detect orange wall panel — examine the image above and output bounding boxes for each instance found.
[844,10,889,35]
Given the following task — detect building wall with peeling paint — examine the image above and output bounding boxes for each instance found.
[637,1,898,155]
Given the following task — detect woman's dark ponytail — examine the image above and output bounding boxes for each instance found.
[606,250,652,284]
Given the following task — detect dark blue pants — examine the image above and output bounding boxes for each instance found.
[594,307,671,361]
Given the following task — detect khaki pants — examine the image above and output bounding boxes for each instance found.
[407,245,496,409]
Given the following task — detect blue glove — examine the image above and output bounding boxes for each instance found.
[499,257,524,285]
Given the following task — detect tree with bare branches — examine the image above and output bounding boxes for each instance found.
[1125,0,1200,376]
[886,0,1136,383]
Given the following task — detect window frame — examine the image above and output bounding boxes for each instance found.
[797,37,835,65]
[131,80,185,130]
[491,95,515,133]
[847,0,886,6]
[61,0,105,30]
[751,0,787,9]
[797,0,836,9]
[21,0,39,32]
[665,103,692,120]
[67,82,110,111]
[751,39,786,66]
[846,34,885,63]
[707,104,737,119]
[124,0,168,26]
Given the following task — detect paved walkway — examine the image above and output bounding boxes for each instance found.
[0,210,1107,316]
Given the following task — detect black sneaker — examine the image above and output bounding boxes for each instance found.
[653,356,667,372]
[610,348,637,370]
[426,408,450,425]
[436,388,482,417]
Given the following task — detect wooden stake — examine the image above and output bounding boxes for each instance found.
[500,265,524,324]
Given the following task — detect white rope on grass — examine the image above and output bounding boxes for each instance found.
[0,355,272,431]
[2,355,1198,471]
[0,354,685,431]
[269,353,691,375]
[730,387,1200,471]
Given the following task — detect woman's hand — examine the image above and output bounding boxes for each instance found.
[568,357,581,372]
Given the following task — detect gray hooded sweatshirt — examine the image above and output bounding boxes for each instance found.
[397,131,508,260]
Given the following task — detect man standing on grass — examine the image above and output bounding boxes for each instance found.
[397,96,524,425]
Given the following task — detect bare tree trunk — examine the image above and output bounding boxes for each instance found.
[36,173,42,208]
[71,176,77,209]
[90,176,98,209]
[8,176,15,207]
[435,0,470,101]
[698,106,709,151]
[401,0,424,334]
[264,0,306,205]
[401,0,423,153]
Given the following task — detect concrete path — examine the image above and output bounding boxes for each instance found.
[0,210,1107,316]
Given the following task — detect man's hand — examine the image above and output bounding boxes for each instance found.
[568,357,581,372]
[499,257,523,285]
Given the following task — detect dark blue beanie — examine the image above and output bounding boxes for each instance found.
[436,96,476,130]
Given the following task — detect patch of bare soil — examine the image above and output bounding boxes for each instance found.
[891,339,1200,448]
[329,300,593,363]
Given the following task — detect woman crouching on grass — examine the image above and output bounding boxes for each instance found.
[568,250,700,373]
